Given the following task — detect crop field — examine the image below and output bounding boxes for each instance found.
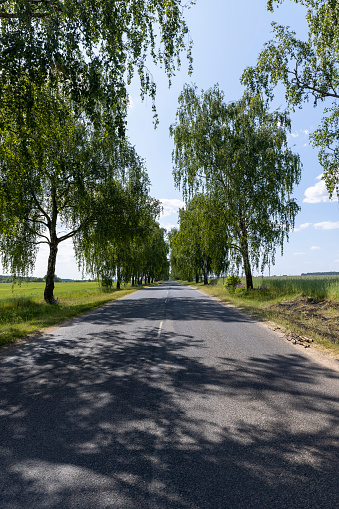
[0,281,101,301]
[0,281,139,348]
[251,275,339,300]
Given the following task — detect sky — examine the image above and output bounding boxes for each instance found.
[9,0,339,279]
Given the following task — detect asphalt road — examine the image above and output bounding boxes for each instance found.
[0,281,338,508]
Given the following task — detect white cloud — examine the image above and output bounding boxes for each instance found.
[303,174,338,203]
[160,198,185,217]
[293,252,305,255]
[293,222,312,232]
[310,246,321,251]
[314,221,339,230]
[158,222,177,232]
[288,129,309,140]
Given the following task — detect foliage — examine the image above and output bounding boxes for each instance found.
[224,275,242,290]
[77,185,168,286]
[242,0,339,197]
[170,85,301,289]
[0,0,194,130]
[0,81,156,303]
[169,194,228,283]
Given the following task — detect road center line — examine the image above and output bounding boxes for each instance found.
[158,321,163,337]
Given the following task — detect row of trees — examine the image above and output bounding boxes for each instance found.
[169,87,301,288]
[170,0,339,286]
[0,1,193,302]
[169,194,228,284]
[79,218,169,289]
[0,79,169,301]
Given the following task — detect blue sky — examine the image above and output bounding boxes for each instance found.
[16,0,339,278]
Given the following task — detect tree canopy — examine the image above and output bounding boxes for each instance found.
[170,85,301,288]
[242,0,339,197]
[0,81,158,302]
[169,194,228,283]
[0,0,194,129]
[0,1,194,299]
[75,173,165,289]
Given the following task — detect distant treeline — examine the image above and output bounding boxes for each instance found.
[0,275,93,283]
[301,272,339,276]
[0,275,44,283]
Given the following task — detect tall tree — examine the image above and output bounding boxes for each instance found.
[170,85,301,289]
[0,81,152,303]
[242,0,339,198]
[0,1,194,299]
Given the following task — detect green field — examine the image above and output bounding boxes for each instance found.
[250,275,339,300]
[0,280,100,300]
[0,281,139,348]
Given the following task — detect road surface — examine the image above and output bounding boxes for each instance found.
[0,281,338,508]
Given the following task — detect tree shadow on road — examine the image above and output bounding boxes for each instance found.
[0,320,338,508]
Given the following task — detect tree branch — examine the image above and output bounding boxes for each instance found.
[26,216,49,228]
[29,187,51,226]
[33,240,49,245]
[24,223,50,244]
[57,224,83,243]
[290,65,339,100]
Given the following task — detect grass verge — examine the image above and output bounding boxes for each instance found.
[0,281,143,349]
[183,277,339,360]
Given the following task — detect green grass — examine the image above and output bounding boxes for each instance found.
[250,275,339,300]
[184,276,339,358]
[0,281,140,348]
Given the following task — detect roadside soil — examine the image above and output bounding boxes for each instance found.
[269,296,339,348]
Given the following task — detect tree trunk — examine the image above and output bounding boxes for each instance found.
[241,243,253,289]
[203,255,208,285]
[116,266,121,290]
[116,255,122,290]
[195,273,199,284]
[44,240,58,304]
[148,274,151,284]
[44,190,59,304]
[132,275,135,286]
[239,220,253,290]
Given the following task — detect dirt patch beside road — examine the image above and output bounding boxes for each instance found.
[270,296,339,347]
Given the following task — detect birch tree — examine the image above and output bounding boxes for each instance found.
[170,85,301,289]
